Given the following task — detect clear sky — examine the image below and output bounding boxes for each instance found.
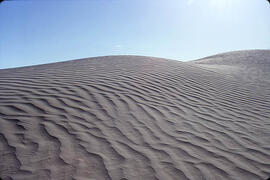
[0,0,269,69]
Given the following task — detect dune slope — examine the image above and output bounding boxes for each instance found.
[0,50,270,180]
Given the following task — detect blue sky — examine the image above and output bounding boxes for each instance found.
[0,0,269,69]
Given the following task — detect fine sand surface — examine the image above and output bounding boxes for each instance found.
[0,50,270,180]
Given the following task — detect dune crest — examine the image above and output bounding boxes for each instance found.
[0,50,270,180]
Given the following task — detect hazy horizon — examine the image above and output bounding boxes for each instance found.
[0,0,270,69]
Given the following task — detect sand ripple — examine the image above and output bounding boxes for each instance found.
[0,50,270,179]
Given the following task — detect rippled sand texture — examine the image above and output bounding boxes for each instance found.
[0,50,270,180]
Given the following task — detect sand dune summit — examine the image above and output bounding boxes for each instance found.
[0,50,270,180]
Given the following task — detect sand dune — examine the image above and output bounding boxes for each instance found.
[0,50,270,180]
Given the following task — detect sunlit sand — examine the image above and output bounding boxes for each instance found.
[0,50,269,180]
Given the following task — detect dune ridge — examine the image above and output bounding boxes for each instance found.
[0,50,270,180]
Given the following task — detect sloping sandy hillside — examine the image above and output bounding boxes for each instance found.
[0,50,269,180]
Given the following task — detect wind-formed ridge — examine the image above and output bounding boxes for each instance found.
[0,50,270,180]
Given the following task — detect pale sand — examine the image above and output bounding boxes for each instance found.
[0,50,269,180]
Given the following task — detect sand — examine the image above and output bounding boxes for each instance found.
[0,50,269,180]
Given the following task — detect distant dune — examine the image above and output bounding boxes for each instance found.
[0,50,270,180]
